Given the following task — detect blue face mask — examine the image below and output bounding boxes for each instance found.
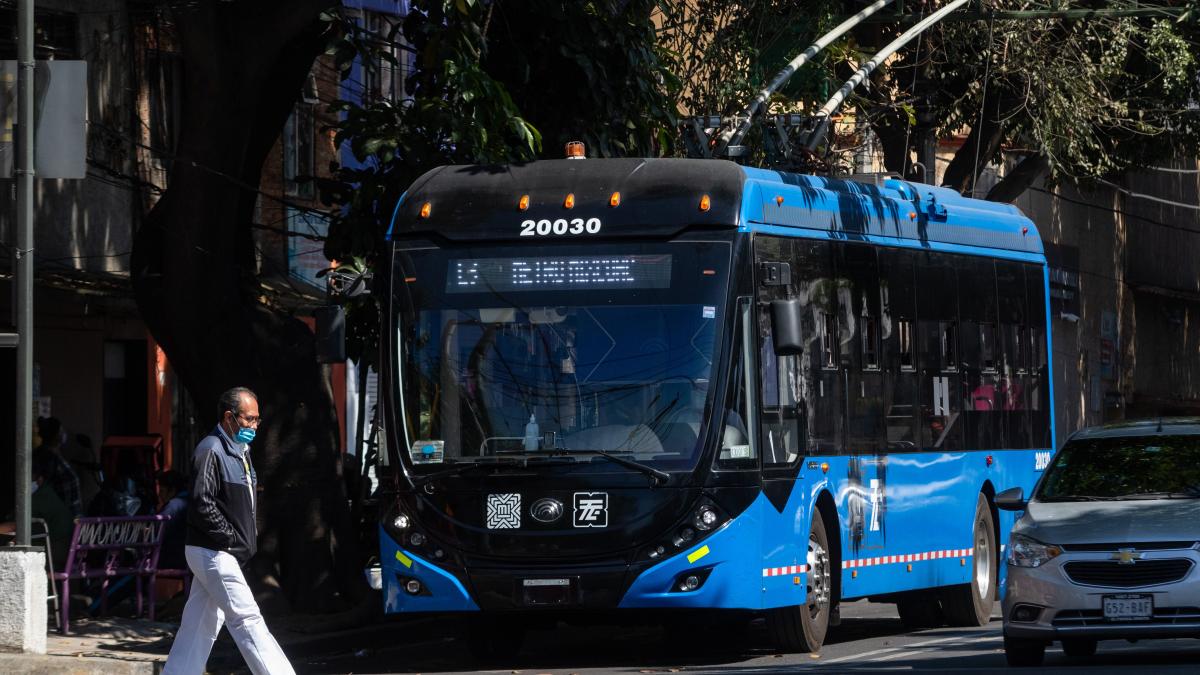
[235,426,256,444]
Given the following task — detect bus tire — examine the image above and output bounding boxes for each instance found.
[941,492,997,626]
[766,513,832,653]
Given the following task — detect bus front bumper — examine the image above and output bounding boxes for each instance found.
[376,506,764,614]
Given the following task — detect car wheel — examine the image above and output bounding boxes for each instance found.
[1004,636,1046,667]
[1061,638,1097,659]
[942,493,996,626]
[767,514,832,652]
[897,591,945,629]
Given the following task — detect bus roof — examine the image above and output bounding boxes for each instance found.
[388,158,1043,258]
[740,166,1043,257]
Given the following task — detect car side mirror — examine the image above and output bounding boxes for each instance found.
[771,298,804,356]
[995,486,1027,512]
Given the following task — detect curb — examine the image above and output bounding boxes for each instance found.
[0,653,160,674]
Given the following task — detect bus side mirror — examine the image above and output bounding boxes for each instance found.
[995,486,1027,511]
[770,299,804,355]
[315,305,346,363]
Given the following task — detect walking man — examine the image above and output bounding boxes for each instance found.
[164,387,294,675]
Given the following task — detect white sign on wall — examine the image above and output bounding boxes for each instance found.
[0,60,87,179]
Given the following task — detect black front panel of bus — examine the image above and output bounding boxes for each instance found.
[376,231,761,596]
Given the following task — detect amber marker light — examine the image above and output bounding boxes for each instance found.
[419,202,432,218]
[565,141,586,159]
[404,276,417,283]
[564,193,575,209]
[776,195,784,206]
[699,194,711,212]
[820,462,830,474]
[702,269,716,276]
[609,191,621,207]
[518,194,530,211]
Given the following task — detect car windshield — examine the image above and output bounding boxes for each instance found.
[392,241,731,472]
[1036,435,1200,500]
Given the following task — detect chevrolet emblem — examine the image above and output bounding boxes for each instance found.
[1111,548,1144,565]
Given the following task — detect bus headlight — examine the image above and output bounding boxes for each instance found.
[692,505,720,531]
[642,501,727,561]
[393,513,411,530]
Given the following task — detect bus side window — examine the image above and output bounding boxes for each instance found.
[715,298,757,469]
[1026,264,1051,448]
[761,330,802,468]
[840,243,885,454]
[879,248,919,449]
[917,252,962,450]
[997,260,1030,448]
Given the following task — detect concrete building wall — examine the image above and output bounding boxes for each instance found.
[0,0,137,276]
[1014,158,1200,444]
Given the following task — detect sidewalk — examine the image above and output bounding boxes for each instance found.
[0,609,411,674]
[0,617,171,674]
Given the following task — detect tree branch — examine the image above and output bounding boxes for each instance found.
[986,153,1049,203]
[941,90,1018,195]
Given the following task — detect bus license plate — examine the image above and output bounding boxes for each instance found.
[522,578,572,606]
[1103,594,1153,621]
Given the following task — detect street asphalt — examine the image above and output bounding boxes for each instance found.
[291,600,1200,674]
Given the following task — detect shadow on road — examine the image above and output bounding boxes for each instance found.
[293,612,966,674]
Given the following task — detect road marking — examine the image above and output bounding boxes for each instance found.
[821,647,902,664]
[820,635,975,664]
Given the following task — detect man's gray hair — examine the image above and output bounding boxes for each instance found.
[218,386,258,418]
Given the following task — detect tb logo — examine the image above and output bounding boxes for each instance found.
[573,492,608,528]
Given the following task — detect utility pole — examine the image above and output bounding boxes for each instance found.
[14,0,34,547]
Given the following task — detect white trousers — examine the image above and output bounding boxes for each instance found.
[163,545,295,675]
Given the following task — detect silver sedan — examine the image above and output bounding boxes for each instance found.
[999,419,1200,667]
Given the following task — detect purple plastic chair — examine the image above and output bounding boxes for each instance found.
[53,515,170,634]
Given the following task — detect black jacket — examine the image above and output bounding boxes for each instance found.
[186,426,257,564]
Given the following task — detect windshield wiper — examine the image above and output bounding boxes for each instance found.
[410,457,521,487]
[1112,491,1200,500]
[1040,495,1108,502]
[541,450,670,487]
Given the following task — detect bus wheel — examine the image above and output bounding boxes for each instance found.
[464,618,525,663]
[767,514,832,652]
[941,493,996,626]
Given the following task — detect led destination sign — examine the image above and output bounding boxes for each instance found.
[447,255,673,293]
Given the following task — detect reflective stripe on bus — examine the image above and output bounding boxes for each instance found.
[761,547,974,577]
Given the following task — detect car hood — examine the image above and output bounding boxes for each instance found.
[1019,498,1200,545]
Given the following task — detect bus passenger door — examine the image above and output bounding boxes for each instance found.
[754,235,828,608]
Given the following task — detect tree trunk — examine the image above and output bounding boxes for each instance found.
[940,89,1020,196]
[986,153,1049,203]
[130,0,356,613]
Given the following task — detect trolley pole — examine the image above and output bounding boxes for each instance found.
[14,0,35,547]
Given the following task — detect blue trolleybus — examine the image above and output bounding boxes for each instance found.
[374,155,1054,655]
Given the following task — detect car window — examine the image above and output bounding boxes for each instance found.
[1037,435,1200,500]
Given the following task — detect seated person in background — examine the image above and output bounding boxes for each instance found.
[156,470,189,570]
[61,431,102,509]
[87,456,151,517]
[35,416,83,516]
[1,454,75,570]
[85,469,191,616]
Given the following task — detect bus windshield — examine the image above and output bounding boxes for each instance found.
[393,241,731,472]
